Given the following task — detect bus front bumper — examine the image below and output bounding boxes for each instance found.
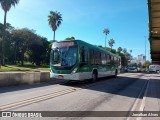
[50,72,80,80]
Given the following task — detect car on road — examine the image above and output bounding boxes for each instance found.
[121,67,128,72]
[127,63,141,72]
[149,65,160,72]
[127,67,138,72]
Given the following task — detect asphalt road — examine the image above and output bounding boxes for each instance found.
[0,73,154,120]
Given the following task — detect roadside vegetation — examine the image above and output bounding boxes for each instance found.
[0,63,49,72]
[0,1,61,71]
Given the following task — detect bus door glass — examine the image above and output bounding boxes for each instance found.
[106,54,112,73]
[79,46,89,72]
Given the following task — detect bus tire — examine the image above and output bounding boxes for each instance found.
[114,69,118,78]
[91,71,97,82]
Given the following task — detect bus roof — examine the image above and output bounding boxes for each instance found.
[53,40,121,59]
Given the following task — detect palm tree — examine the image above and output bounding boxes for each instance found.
[130,49,132,54]
[48,11,62,40]
[117,47,123,53]
[103,28,110,48]
[123,48,127,55]
[0,0,19,29]
[108,38,115,51]
[123,48,127,61]
[0,0,19,65]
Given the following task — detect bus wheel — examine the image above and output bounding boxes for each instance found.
[91,71,97,82]
[114,69,118,78]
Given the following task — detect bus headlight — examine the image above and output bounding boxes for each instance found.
[72,68,78,74]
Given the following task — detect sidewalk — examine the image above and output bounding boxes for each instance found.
[141,73,160,120]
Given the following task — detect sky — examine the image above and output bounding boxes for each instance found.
[0,0,150,60]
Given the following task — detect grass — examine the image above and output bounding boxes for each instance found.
[0,64,50,72]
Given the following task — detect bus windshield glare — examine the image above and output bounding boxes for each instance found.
[51,46,77,68]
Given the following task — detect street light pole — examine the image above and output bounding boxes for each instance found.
[144,36,147,71]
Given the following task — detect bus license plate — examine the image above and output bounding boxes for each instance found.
[58,75,64,79]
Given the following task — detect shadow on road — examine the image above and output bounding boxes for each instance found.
[63,73,160,100]
[0,80,68,94]
[0,73,159,99]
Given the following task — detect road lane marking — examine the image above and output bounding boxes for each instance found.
[0,87,82,111]
[126,75,149,120]
[136,74,150,120]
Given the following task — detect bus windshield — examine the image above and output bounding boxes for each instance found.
[51,46,77,68]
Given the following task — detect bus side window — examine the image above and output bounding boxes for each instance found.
[90,49,94,64]
[101,53,106,65]
[80,46,88,63]
[106,54,111,64]
[95,51,101,65]
[110,56,114,64]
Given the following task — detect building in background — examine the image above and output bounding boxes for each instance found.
[138,54,146,62]
[130,54,146,65]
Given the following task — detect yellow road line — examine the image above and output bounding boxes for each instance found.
[0,87,82,111]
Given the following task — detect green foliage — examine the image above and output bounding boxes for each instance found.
[108,38,115,50]
[0,0,20,30]
[65,36,75,40]
[0,0,20,12]
[104,47,111,51]
[117,47,123,53]
[123,48,127,54]
[119,53,128,66]
[0,0,20,65]
[0,23,3,36]
[103,28,110,35]
[0,27,51,67]
[48,11,62,40]
[103,28,110,48]
[0,64,49,72]
[10,28,51,66]
[98,45,103,48]
[143,61,151,68]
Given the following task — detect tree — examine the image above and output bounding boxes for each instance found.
[130,49,132,53]
[11,28,50,66]
[123,48,127,54]
[0,23,13,65]
[0,23,14,33]
[11,28,35,65]
[0,0,20,65]
[121,48,128,66]
[98,45,103,48]
[117,47,123,53]
[65,36,75,40]
[119,53,128,66]
[143,61,151,68]
[129,49,132,61]
[48,11,62,40]
[108,38,115,51]
[103,28,110,48]
[0,0,19,29]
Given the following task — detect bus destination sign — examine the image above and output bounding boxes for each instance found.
[52,41,76,48]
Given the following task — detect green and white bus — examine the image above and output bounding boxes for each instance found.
[50,40,121,82]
